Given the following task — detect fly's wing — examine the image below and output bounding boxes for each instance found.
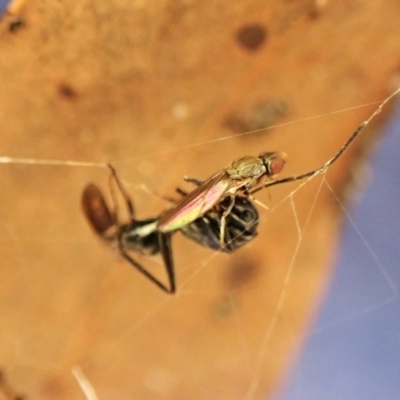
[158,171,231,233]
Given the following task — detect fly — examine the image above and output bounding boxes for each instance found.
[157,151,286,245]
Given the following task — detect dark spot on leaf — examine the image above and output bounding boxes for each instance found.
[8,18,25,33]
[236,23,267,51]
[224,256,261,290]
[223,100,289,136]
[58,83,78,99]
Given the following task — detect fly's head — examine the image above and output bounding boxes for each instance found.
[258,151,286,178]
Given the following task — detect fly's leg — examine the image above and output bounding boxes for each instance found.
[219,195,235,247]
[177,177,204,197]
[184,176,204,186]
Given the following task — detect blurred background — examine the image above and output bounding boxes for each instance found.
[275,98,400,400]
[1,1,400,399]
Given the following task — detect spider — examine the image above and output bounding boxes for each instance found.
[82,166,259,294]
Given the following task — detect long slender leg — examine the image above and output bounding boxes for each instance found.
[144,178,206,203]
[219,195,235,247]
[177,177,204,196]
[108,163,135,221]
[250,88,400,195]
[142,185,180,204]
[176,188,187,196]
[249,195,269,211]
[107,164,175,294]
[158,233,176,294]
[184,176,204,185]
[118,241,175,294]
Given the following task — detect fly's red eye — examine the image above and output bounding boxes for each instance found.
[268,153,286,176]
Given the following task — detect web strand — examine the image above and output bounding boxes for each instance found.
[0,156,107,168]
[0,93,398,168]
[2,87,400,400]
[252,87,400,194]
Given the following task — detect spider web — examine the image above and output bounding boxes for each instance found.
[0,89,399,400]
[275,97,400,400]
